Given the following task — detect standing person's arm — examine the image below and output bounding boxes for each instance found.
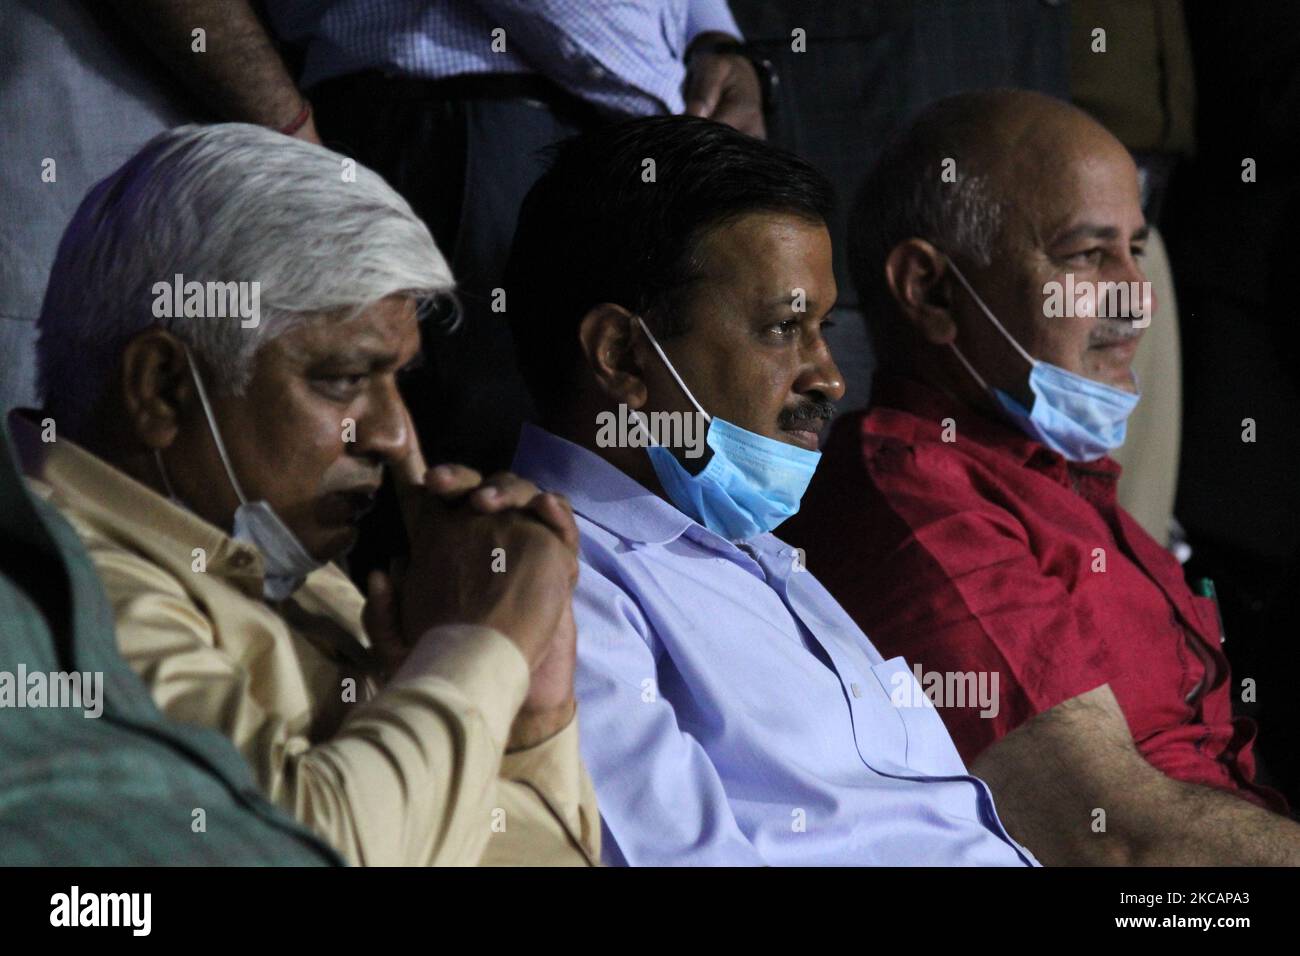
[106,0,320,142]
[469,0,762,132]
[683,0,766,137]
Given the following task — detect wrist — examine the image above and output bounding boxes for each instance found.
[685,36,778,116]
[507,698,576,752]
[276,98,312,136]
[686,30,742,62]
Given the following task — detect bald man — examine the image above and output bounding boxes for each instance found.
[784,89,1300,865]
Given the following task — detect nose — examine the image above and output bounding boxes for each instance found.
[353,379,410,465]
[1122,247,1157,322]
[795,331,846,403]
[1134,264,1158,323]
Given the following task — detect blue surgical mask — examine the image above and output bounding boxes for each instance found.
[156,348,322,601]
[943,255,1140,462]
[633,317,821,540]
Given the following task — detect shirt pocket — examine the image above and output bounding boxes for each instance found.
[869,657,968,777]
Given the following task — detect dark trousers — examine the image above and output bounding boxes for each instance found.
[311,73,603,580]
[312,72,603,474]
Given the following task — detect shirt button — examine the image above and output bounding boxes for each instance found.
[850,682,862,698]
[587,64,606,80]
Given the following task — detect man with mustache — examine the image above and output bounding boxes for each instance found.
[17,123,598,866]
[785,89,1300,864]
[505,116,1036,865]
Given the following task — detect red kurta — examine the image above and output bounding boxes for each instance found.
[785,375,1284,812]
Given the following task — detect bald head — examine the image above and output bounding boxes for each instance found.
[852,88,1150,412]
[851,90,1130,309]
[933,88,1121,180]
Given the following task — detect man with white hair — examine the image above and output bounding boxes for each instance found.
[13,123,598,866]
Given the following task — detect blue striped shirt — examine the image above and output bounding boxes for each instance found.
[269,0,743,117]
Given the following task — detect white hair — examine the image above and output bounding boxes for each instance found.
[36,123,453,434]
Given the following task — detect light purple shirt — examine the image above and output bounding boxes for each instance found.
[513,424,1037,866]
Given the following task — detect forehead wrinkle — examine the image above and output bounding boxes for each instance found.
[274,322,398,370]
[979,102,1127,242]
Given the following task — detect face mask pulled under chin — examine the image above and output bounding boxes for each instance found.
[633,317,821,540]
[941,253,1140,463]
[156,348,323,601]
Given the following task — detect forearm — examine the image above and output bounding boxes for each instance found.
[978,736,1300,866]
[1117,778,1300,866]
[292,673,516,866]
[486,716,601,865]
[107,0,305,129]
[299,624,531,866]
[123,610,530,866]
[311,639,595,866]
[970,684,1300,866]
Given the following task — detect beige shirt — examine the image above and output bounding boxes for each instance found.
[14,414,599,866]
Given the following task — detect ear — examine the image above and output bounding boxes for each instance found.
[119,329,193,451]
[577,303,649,409]
[883,238,958,345]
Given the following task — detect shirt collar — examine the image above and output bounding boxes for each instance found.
[868,375,1122,480]
[512,422,696,546]
[9,409,271,592]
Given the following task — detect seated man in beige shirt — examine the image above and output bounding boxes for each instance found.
[16,122,598,866]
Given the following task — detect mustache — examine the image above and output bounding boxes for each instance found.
[1089,321,1145,347]
[779,397,838,430]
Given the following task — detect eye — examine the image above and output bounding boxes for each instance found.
[820,317,838,331]
[1066,248,1105,267]
[767,318,801,338]
[313,373,367,400]
[1131,245,1148,260]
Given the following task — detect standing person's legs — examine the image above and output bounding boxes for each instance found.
[311,75,595,473]
[308,75,597,581]
[436,97,590,470]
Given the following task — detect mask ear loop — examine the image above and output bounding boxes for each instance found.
[942,254,1037,367]
[948,338,994,394]
[940,252,1038,396]
[634,316,712,424]
[179,344,250,506]
[154,449,179,501]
